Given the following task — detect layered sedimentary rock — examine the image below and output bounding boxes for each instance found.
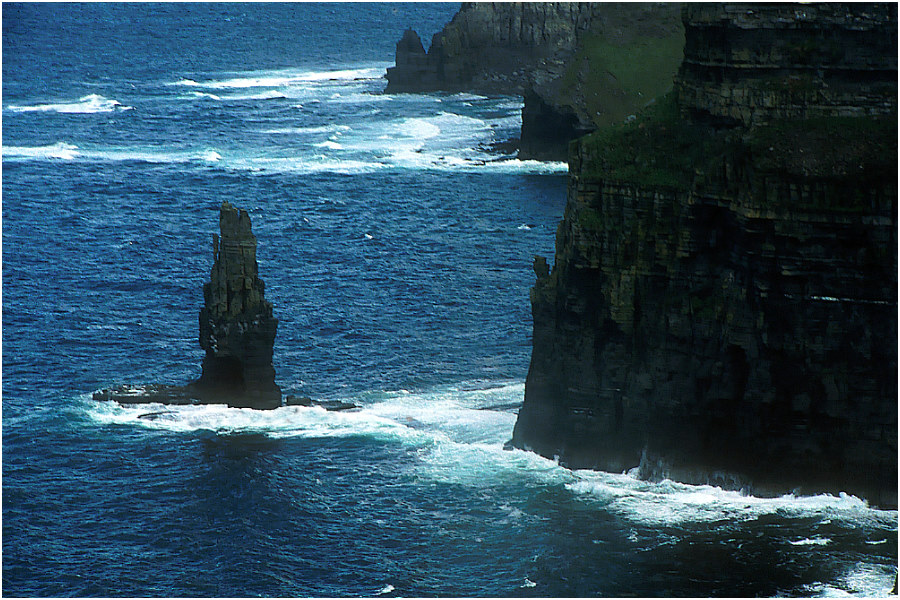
[193,201,282,409]
[385,3,684,160]
[511,3,898,506]
[677,3,898,126]
[385,2,595,95]
[93,202,361,412]
[94,203,282,410]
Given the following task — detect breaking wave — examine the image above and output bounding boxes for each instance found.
[170,66,387,89]
[84,381,896,534]
[2,143,227,166]
[2,142,566,175]
[6,94,133,114]
[3,142,81,160]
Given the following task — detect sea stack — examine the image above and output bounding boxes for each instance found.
[193,201,282,409]
[93,203,360,412]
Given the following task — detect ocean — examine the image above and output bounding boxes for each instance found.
[2,3,896,597]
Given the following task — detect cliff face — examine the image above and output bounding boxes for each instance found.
[385,2,595,95]
[195,201,282,409]
[678,3,897,126]
[511,4,898,506]
[385,3,684,160]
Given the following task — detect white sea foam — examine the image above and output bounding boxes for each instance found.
[262,125,351,135]
[3,142,80,160]
[474,159,568,175]
[3,143,221,165]
[6,94,132,114]
[84,379,897,540]
[89,400,412,442]
[169,66,387,89]
[449,92,489,102]
[396,117,443,141]
[803,563,898,597]
[188,91,222,101]
[566,471,895,529]
[789,536,832,546]
[313,140,344,150]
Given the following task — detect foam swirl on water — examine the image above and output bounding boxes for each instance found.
[84,382,897,535]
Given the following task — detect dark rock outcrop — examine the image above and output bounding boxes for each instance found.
[384,29,438,93]
[93,202,360,412]
[386,2,594,95]
[518,88,590,161]
[511,3,898,507]
[193,201,282,409]
[385,3,684,160]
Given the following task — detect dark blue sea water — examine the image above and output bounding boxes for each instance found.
[2,4,897,597]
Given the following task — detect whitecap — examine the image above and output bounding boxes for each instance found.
[567,471,895,528]
[87,400,412,442]
[375,584,395,596]
[481,159,568,174]
[188,91,222,101]
[199,150,222,162]
[3,142,80,160]
[802,563,898,597]
[167,65,388,89]
[3,143,197,165]
[262,125,351,135]
[789,536,832,546]
[313,140,344,150]
[448,92,489,102]
[81,381,897,537]
[6,94,132,114]
[396,117,442,141]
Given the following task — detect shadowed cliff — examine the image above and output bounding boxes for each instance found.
[511,3,898,507]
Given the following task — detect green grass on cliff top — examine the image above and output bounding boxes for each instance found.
[560,30,685,129]
[578,93,722,189]
[579,93,898,191]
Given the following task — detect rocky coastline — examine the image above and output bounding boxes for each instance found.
[510,3,898,507]
[385,2,684,160]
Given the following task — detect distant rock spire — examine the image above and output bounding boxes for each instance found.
[194,201,282,409]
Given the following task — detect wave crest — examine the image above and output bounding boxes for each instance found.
[6,94,132,114]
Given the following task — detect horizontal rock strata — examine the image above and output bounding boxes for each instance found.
[193,201,282,409]
[511,3,898,507]
[677,3,898,126]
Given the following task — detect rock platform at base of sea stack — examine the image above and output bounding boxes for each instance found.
[92,201,357,412]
